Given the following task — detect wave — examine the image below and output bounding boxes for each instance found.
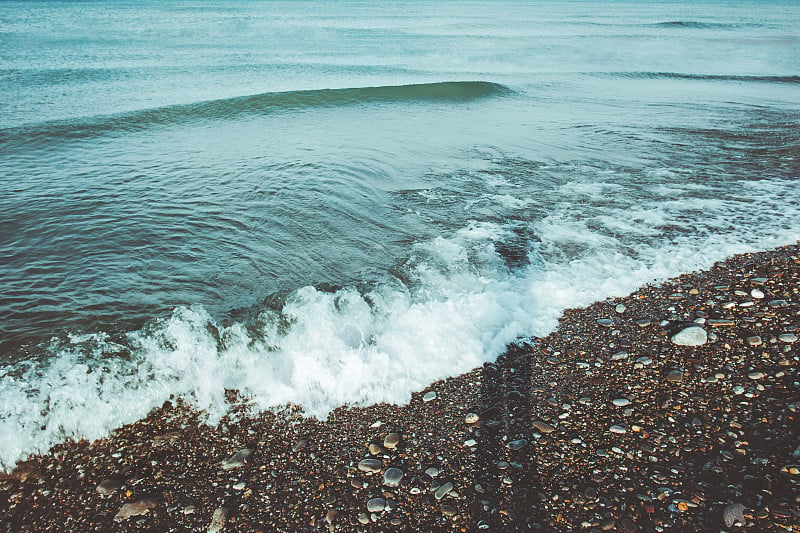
[650,21,752,29]
[597,72,800,84]
[0,81,511,150]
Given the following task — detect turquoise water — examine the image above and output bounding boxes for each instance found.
[1,0,799,468]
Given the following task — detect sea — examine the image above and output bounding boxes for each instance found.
[1,0,799,469]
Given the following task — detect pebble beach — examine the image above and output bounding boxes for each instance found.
[1,244,798,532]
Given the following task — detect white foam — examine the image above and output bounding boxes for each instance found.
[2,193,799,470]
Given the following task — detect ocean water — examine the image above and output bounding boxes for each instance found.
[1,0,799,468]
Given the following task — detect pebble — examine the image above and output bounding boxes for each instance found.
[464,439,477,447]
[746,336,763,347]
[610,351,628,361]
[597,318,615,327]
[609,425,627,434]
[670,326,707,346]
[778,333,798,343]
[750,288,764,298]
[358,513,370,525]
[182,505,196,515]
[96,477,123,495]
[532,421,556,434]
[423,391,437,402]
[207,507,228,533]
[615,304,626,314]
[635,319,652,327]
[114,499,157,521]
[368,443,381,455]
[723,502,747,528]
[434,481,454,500]
[441,504,457,517]
[748,371,765,380]
[325,509,338,525]
[221,448,252,470]
[612,398,630,407]
[665,370,684,383]
[292,438,308,452]
[367,498,386,513]
[358,458,382,473]
[425,467,440,478]
[383,468,403,488]
[383,432,400,449]
[465,412,479,424]
[707,318,735,326]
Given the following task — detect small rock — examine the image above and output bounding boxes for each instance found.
[612,398,630,407]
[358,458,382,473]
[358,513,370,524]
[615,304,626,314]
[610,351,629,361]
[748,371,765,380]
[96,477,124,496]
[221,448,252,470]
[325,509,338,525]
[207,507,228,533]
[441,504,457,517]
[707,318,735,327]
[750,289,764,299]
[383,468,403,488]
[665,369,684,383]
[423,391,437,402]
[464,439,477,447]
[670,326,707,346]
[367,498,386,513]
[425,467,440,478]
[368,443,381,455]
[778,333,798,343]
[465,413,479,424]
[746,336,763,347]
[610,425,627,434]
[722,502,747,528]
[292,438,308,452]
[597,318,615,327]
[532,421,556,434]
[114,499,157,521]
[183,505,196,515]
[434,481,454,500]
[383,433,400,450]
[635,319,652,327]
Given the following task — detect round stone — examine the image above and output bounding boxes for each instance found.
[366,498,386,513]
[778,333,798,343]
[665,369,684,383]
[506,439,527,451]
[746,336,763,347]
[464,439,477,447]
[610,425,627,434]
[612,398,630,407]
[748,371,765,380]
[670,326,707,346]
[750,289,764,299]
[423,391,437,402]
[424,467,440,478]
[615,304,626,314]
[465,412,479,424]
[383,468,403,488]
[597,318,615,327]
[383,432,400,450]
[358,458,382,473]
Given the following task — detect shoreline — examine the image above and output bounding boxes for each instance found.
[1,244,798,531]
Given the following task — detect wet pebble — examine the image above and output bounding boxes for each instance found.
[723,502,747,528]
[778,333,798,343]
[612,398,630,407]
[434,481,454,500]
[358,458,382,473]
[532,421,556,434]
[207,507,228,533]
[367,497,386,513]
[221,448,252,470]
[423,391,437,402]
[465,412,479,424]
[114,499,157,521]
[383,467,403,488]
[670,326,707,346]
[383,432,400,450]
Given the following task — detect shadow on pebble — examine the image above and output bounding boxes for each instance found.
[470,340,542,531]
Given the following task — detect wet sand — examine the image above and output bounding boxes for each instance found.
[1,244,799,532]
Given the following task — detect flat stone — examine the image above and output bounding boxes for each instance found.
[597,318,615,327]
[665,369,684,383]
[114,499,157,521]
[96,477,124,495]
[464,439,477,447]
[423,391,437,402]
[358,512,370,524]
[532,421,556,434]
[671,326,707,346]
[751,289,765,299]
[746,336,763,347]
[367,497,386,513]
[615,304,626,314]
[383,468,403,488]
[368,443,381,455]
[441,504,457,517]
[635,319,652,327]
[610,425,627,434]
[383,432,400,449]
[358,458,383,473]
[425,467,440,478]
[221,448,252,470]
[612,398,630,407]
[748,371,765,380]
[610,351,628,361]
[465,412,479,424]
[207,507,228,533]
[778,333,798,343]
[292,438,308,452]
[434,481,454,500]
[325,510,338,525]
[707,318,735,327]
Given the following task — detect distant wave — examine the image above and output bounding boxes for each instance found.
[598,72,800,84]
[0,81,511,150]
[651,21,752,29]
